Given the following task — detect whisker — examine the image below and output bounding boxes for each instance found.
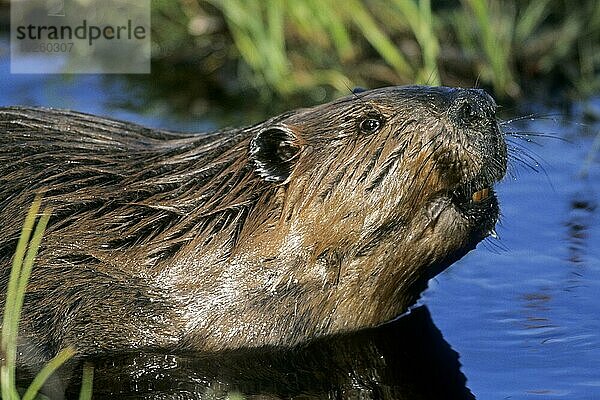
[474,73,481,89]
[506,145,555,191]
[507,148,543,173]
[504,131,570,144]
[482,235,509,254]
[506,141,548,168]
[500,113,564,125]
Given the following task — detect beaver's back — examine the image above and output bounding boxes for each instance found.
[0,107,259,363]
[0,107,256,257]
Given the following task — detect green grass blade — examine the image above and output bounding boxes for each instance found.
[1,195,43,400]
[463,0,514,94]
[2,196,41,345]
[14,209,51,323]
[391,0,440,84]
[21,347,76,400]
[78,362,94,400]
[1,198,84,399]
[345,0,413,77]
[515,0,551,42]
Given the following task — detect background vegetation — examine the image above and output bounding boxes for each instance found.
[1,0,596,120]
[145,0,599,117]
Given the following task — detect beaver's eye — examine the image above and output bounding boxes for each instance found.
[359,117,382,134]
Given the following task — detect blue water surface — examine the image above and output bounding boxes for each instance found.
[423,107,600,398]
[1,37,599,399]
[0,37,214,132]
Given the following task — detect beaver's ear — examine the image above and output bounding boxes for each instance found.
[250,126,301,183]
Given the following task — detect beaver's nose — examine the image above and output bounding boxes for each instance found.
[448,89,496,128]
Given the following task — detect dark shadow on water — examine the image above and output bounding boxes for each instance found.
[55,306,474,399]
[565,193,597,269]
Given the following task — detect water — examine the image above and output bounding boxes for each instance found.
[423,109,600,399]
[1,38,599,399]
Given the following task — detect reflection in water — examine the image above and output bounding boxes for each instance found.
[566,195,596,268]
[520,192,597,328]
[47,306,473,399]
[517,184,598,347]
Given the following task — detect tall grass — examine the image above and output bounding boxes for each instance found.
[456,0,515,95]
[0,196,93,400]
[150,0,599,101]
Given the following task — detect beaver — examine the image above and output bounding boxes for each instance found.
[0,85,507,365]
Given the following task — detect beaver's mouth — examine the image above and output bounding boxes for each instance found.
[442,172,501,238]
[424,171,500,235]
[450,180,495,212]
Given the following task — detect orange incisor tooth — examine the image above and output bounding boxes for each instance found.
[472,188,489,202]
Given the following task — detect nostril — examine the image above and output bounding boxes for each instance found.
[449,89,495,127]
[458,101,478,123]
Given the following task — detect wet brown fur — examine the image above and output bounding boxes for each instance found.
[0,86,507,365]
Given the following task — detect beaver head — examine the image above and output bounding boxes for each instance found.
[171,85,507,350]
[0,85,506,357]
